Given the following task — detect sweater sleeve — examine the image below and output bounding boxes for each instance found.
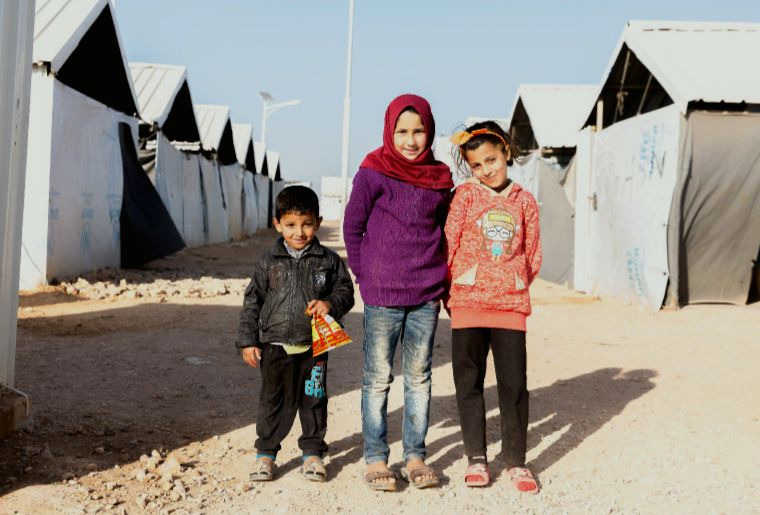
[236,259,268,349]
[342,169,375,282]
[325,255,356,320]
[444,187,469,271]
[523,192,542,285]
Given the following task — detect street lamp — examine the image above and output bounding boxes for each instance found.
[258,91,301,146]
[339,0,355,222]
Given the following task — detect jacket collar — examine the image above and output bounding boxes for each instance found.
[273,236,325,258]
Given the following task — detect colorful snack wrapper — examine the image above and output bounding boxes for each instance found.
[311,313,352,357]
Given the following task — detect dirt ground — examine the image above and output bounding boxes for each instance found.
[1,221,759,514]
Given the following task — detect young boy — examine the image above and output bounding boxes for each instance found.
[237,186,354,482]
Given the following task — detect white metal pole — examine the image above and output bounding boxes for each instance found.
[339,0,355,225]
[260,103,268,146]
[0,0,35,388]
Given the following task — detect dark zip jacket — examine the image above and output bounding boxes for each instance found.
[236,237,355,349]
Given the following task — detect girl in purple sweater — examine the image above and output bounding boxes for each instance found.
[343,94,453,491]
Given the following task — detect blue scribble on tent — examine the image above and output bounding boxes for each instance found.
[626,247,647,302]
[80,223,92,253]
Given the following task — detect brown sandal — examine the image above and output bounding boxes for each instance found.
[400,464,440,489]
[363,469,397,491]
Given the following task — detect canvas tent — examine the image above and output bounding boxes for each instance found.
[20,0,182,289]
[575,21,760,308]
[232,123,263,236]
[507,85,597,286]
[195,104,240,243]
[130,62,206,248]
[252,142,272,228]
[1,0,34,393]
[267,150,286,224]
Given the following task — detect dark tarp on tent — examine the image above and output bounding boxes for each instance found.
[118,123,185,267]
[668,111,760,305]
[536,158,575,286]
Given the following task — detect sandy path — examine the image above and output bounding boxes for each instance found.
[1,222,759,514]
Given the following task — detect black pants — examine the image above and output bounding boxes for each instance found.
[255,344,328,458]
[452,328,528,467]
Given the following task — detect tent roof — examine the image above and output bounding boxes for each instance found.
[253,142,268,175]
[587,20,760,120]
[194,104,237,164]
[232,123,252,163]
[232,123,255,171]
[129,62,187,126]
[33,0,137,112]
[266,150,281,181]
[508,85,597,149]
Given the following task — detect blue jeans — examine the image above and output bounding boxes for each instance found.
[361,301,440,464]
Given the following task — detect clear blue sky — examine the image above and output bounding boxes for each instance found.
[114,0,759,188]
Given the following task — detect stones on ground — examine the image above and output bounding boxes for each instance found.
[94,446,105,455]
[134,494,147,509]
[158,455,182,481]
[86,463,98,472]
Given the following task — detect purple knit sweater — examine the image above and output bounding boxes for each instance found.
[343,167,450,307]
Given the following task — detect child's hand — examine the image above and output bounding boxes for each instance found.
[306,300,331,317]
[241,347,262,368]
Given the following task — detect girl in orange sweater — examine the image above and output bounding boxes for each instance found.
[444,121,542,492]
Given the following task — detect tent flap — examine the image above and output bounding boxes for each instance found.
[672,111,760,304]
[119,124,184,267]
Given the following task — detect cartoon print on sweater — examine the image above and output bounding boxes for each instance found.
[476,209,519,260]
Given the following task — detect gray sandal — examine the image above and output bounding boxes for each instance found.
[302,456,327,482]
[249,457,276,481]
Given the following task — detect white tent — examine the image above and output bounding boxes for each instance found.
[1,1,35,392]
[21,0,140,288]
[575,21,760,308]
[232,123,261,236]
[195,104,238,243]
[267,150,287,222]
[129,62,206,248]
[506,85,597,286]
[253,142,272,228]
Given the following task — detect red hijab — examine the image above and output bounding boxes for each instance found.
[360,94,453,190]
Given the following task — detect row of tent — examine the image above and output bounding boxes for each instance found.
[437,20,760,309]
[19,0,287,290]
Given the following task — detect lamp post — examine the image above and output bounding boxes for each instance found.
[339,0,355,222]
[258,91,301,146]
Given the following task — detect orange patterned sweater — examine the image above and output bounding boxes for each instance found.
[444,178,542,331]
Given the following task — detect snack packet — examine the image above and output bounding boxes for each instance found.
[311,313,352,357]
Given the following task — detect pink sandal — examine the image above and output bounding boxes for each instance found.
[464,463,490,487]
[507,467,539,494]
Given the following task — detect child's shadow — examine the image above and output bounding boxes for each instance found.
[290,367,656,480]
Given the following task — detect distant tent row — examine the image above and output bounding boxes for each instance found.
[507,85,597,286]
[504,21,760,309]
[19,0,284,289]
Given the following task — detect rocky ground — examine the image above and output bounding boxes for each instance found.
[1,222,759,514]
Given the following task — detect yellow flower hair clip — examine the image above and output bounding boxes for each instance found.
[450,128,510,152]
[449,130,473,145]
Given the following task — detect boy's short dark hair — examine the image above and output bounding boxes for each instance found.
[275,185,320,220]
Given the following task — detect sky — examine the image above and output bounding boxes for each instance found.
[114,0,760,190]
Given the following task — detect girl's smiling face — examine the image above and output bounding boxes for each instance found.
[464,141,510,191]
[393,110,427,160]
